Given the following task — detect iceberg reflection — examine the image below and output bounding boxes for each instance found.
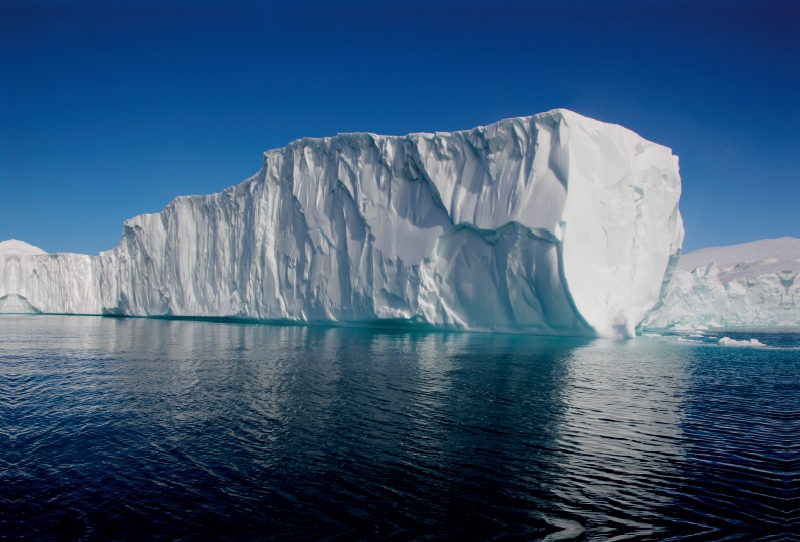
[549,339,688,536]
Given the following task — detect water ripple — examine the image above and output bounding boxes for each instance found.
[0,316,797,540]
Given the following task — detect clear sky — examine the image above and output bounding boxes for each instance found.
[1,0,798,255]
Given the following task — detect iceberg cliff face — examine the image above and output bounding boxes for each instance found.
[0,240,102,315]
[641,238,800,329]
[0,253,102,315]
[1,110,683,337]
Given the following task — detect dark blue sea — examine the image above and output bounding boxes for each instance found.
[1,316,797,541]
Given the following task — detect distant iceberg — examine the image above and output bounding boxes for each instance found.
[0,239,47,256]
[0,240,102,315]
[640,237,800,330]
[1,110,684,338]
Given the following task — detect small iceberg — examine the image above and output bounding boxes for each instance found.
[718,337,765,347]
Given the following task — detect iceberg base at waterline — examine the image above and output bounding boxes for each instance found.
[0,109,685,338]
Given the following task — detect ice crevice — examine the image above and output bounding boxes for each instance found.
[0,109,684,338]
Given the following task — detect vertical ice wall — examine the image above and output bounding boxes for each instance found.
[0,240,102,314]
[1,110,684,337]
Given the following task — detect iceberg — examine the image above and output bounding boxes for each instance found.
[1,109,684,337]
[718,337,766,347]
[0,239,48,256]
[640,237,800,330]
[0,240,102,315]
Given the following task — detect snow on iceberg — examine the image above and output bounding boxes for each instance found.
[641,237,800,330]
[1,109,684,337]
[0,239,47,256]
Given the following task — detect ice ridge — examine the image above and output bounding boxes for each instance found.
[1,109,684,337]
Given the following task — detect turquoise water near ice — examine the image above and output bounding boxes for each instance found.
[1,315,797,540]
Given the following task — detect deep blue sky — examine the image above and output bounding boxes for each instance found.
[2,0,798,254]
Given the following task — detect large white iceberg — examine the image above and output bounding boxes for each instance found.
[640,237,800,329]
[0,109,684,337]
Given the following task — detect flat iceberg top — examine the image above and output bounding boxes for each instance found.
[0,239,47,256]
[679,237,800,269]
[679,237,800,280]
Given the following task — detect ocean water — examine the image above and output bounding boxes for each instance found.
[0,316,797,541]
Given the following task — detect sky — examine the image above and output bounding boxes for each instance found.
[1,0,798,255]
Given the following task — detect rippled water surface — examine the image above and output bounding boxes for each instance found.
[1,316,797,540]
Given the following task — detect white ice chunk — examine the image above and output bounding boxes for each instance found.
[718,337,766,347]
